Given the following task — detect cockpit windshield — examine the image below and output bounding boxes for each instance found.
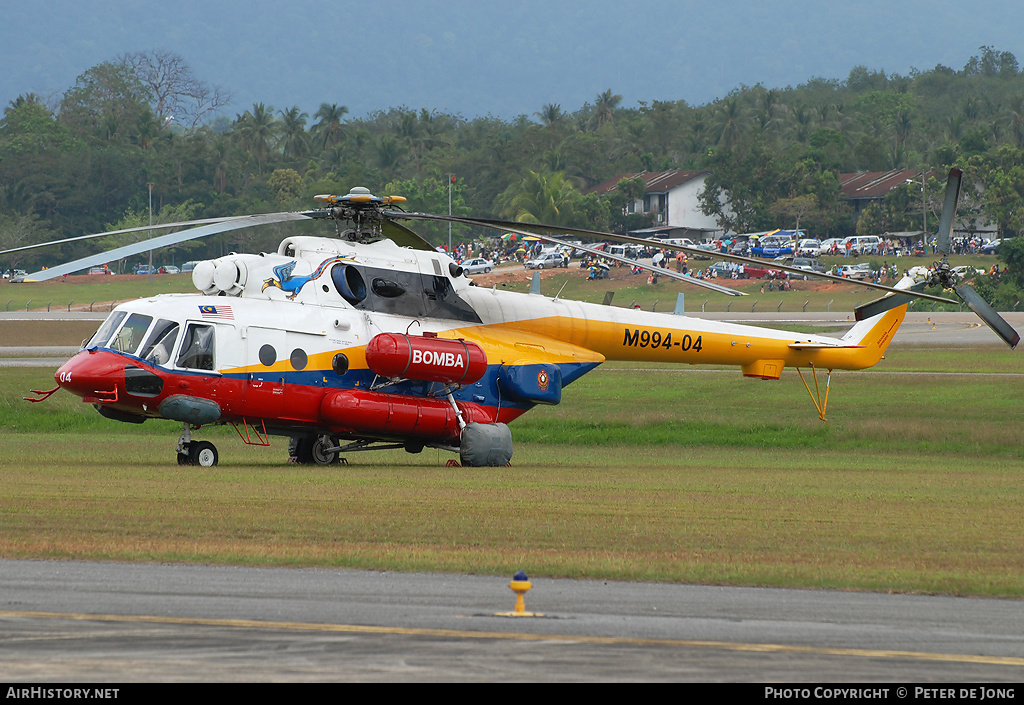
[85,311,127,349]
[109,313,153,356]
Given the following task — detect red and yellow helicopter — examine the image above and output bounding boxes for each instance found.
[21,169,1019,467]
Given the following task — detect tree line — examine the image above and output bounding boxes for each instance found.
[2,46,1024,276]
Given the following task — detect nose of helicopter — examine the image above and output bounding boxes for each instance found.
[55,349,123,402]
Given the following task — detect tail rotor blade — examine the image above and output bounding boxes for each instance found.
[955,284,1020,348]
[934,168,963,257]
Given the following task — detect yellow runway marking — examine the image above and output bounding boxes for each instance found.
[3,610,1023,668]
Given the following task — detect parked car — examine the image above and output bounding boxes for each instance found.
[525,252,567,269]
[980,239,1002,255]
[88,267,114,275]
[135,265,154,275]
[181,261,201,273]
[690,243,718,260]
[751,236,794,258]
[158,265,180,274]
[796,239,821,257]
[462,258,494,275]
[729,241,750,256]
[708,261,735,278]
[817,238,844,256]
[952,265,986,278]
[837,263,872,280]
[711,261,777,279]
[4,268,27,280]
[774,256,827,279]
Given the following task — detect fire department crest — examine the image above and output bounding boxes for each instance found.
[537,369,550,391]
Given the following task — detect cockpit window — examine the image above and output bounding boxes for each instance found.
[176,323,215,370]
[110,313,153,356]
[86,311,126,349]
[139,319,180,366]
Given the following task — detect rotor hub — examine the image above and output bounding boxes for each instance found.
[310,188,406,242]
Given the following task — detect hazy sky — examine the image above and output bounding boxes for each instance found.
[3,0,1023,119]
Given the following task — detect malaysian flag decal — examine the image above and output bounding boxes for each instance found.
[199,304,234,320]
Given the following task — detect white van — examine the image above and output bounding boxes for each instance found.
[607,244,641,259]
[841,236,881,255]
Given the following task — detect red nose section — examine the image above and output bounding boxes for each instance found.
[55,350,123,403]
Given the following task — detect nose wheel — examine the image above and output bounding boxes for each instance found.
[176,441,219,466]
[176,424,219,466]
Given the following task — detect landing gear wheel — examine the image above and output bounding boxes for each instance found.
[310,435,340,465]
[294,435,339,465]
[188,441,219,467]
[177,451,190,465]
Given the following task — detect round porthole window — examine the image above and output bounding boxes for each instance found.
[259,344,277,367]
[332,353,349,375]
[290,348,308,371]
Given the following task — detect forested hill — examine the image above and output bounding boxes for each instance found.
[3,46,1024,291]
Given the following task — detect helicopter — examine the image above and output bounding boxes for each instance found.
[18,169,1019,467]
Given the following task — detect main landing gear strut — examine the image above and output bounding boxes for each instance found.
[176,423,219,466]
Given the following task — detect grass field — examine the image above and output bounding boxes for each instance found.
[1,341,1021,597]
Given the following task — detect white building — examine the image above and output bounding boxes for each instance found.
[587,170,726,239]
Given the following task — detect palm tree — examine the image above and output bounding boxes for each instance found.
[714,97,743,149]
[396,110,422,156]
[792,104,813,143]
[312,102,349,152]
[535,103,564,128]
[1009,98,1024,148]
[592,90,622,129]
[234,103,278,176]
[499,170,580,226]
[374,135,406,178]
[278,106,309,159]
[6,93,42,112]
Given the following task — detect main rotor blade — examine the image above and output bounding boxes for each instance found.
[538,233,746,296]
[934,168,963,257]
[955,284,1020,348]
[23,212,311,281]
[0,216,243,257]
[380,218,436,252]
[395,211,959,306]
[393,211,745,296]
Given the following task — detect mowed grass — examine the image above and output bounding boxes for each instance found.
[1,347,1022,596]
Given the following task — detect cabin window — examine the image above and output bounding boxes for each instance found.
[259,344,277,367]
[371,278,406,298]
[111,313,154,356]
[290,348,308,371]
[139,319,180,366]
[176,323,216,371]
